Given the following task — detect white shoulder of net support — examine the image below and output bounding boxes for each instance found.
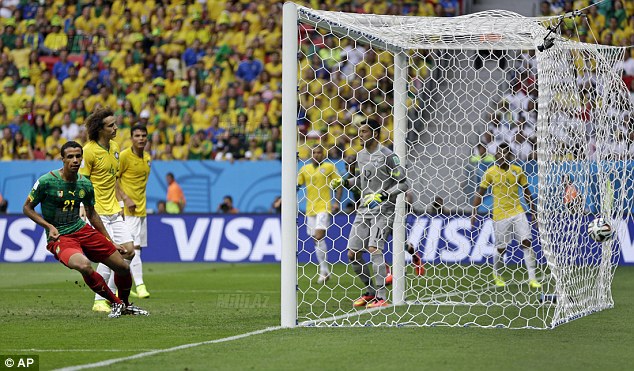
[296,5,621,52]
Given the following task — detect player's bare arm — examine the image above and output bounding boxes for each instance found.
[524,187,537,226]
[79,174,89,221]
[116,178,136,215]
[471,186,486,228]
[115,178,135,216]
[23,197,59,241]
[333,186,343,212]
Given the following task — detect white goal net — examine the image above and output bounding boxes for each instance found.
[281,3,632,329]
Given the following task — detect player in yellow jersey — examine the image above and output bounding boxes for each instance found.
[471,143,541,289]
[119,124,152,299]
[297,145,342,284]
[80,108,136,312]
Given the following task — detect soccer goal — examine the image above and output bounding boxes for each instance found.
[281,3,632,329]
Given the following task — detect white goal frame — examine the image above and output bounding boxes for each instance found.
[281,2,628,328]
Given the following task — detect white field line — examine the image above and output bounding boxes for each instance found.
[299,276,545,326]
[53,326,282,371]
[6,349,159,353]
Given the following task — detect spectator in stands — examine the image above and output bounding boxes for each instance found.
[52,50,73,82]
[245,138,263,161]
[0,191,7,213]
[156,200,166,214]
[613,1,627,27]
[439,0,459,17]
[46,99,63,128]
[1,80,23,121]
[177,82,195,117]
[17,73,35,99]
[186,131,211,160]
[261,139,280,161]
[83,66,101,95]
[616,49,634,76]
[0,0,15,18]
[10,37,29,72]
[98,58,112,87]
[0,102,7,124]
[13,131,32,160]
[165,172,186,214]
[270,196,281,214]
[1,127,14,161]
[602,17,628,45]
[169,132,185,160]
[1,18,17,49]
[217,195,239,214]
[60,112,79,141]
[23,20,42,51]
[45,126,66,159]
[224,134,246,161]
[62,65,83,94]
[563,174,583,213]
[149,53,167,79]
[225,83,245,110]
[235,47,263,91]
[183,39,205,68]
[540,1,554,17]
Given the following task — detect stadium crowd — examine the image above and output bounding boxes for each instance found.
[0,0,632,163]
[475,0,634,164]
[0,0,464,162]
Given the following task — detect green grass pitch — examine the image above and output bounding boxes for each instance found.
[1,263,633,370]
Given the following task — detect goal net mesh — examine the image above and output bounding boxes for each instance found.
[292,6,631,328]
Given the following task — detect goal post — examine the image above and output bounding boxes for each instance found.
[281,2,298,328]
[282,3,631,329]
[391,51,409,306]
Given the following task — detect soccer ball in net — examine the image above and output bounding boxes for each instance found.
[588,218,612,242]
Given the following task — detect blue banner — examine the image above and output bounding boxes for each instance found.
[2,160,634,214]
[1,214,634,265]
[0,160,284,214]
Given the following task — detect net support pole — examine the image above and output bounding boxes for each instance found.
[392,51,408,305]
[281,1,298,328]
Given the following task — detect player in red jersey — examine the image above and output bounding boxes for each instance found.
[23,141,148,317]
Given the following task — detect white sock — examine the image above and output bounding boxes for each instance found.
[314,239,329,275]
[94,263,111,301]
[524,248,537,281]
[493,250,503,276]
[130,249,144,286]
[107,272,116,295]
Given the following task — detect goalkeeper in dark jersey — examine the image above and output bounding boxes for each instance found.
[331,118,409,308]
[23,141,147,318]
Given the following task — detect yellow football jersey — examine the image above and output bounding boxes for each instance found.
[79,140,121,215]
[479,164,528,221]
[118,148,151,217]
[297,162,341,216]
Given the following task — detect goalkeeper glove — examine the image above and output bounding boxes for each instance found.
[330,178,344,189]
[363,192,388,209]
